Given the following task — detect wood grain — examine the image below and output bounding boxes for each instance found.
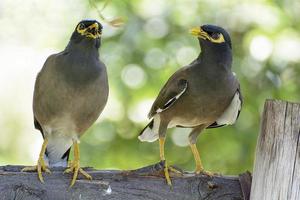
[250,99,300,200]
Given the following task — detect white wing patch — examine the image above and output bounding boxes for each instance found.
[156,81,188,113]
[216,91,241,125]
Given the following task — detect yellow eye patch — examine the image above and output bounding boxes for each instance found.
[189,27,225,44]
[208,33,225,43]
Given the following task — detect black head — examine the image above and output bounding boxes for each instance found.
[190,24,232,49]
[70,19,103,49]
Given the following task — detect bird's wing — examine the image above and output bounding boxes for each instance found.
[148,68,188,118]
[207,77,243,129]
[33,54,57,135]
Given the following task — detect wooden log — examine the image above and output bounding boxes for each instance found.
[250,99,300,200]
[0,163,245,200]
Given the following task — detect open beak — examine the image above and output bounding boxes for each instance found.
[85,23,101,39]
[189,27,209,40]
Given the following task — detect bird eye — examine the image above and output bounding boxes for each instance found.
[78,23,85,30]
[211,33,220,40]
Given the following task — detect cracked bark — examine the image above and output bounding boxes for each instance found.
[0,163,247,200]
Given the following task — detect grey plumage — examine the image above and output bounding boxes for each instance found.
[33,20,108,167]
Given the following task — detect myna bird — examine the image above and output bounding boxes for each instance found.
[22,19,109,187]
[139,24,242,185]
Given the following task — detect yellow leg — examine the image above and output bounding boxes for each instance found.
[159,137,166,161]
[190,143,213,176]
[64,140,92,187]
[22,138,51,183]
[190,143,203,174]
[159,138,172,186]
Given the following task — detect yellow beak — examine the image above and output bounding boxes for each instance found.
[189,27,208,40]
[85,23,101,39]
[88,23,99,31]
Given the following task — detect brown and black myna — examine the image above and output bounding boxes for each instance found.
[139,24,242,185]
[22,19,109,187]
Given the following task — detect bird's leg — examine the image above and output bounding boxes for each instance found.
[189,125,213,176]
[190,143,204,173]
[159,137,182,175]
[21,138,51,183]
[157,120,182,185]
[64,140,92,187]
[159,137,172,186]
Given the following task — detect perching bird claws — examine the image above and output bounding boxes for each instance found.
[195,168,203,174]
[21,160,51,183]
[63,167,73,174]
[158,160,181,171]
[163,161,172,186]
[168,165,183,175]
[79,168,93,180]
[64,162,92,187]
[64,141,92,187]
[21,139,50,183]
[159,160,183,186]
[199,170,214,177]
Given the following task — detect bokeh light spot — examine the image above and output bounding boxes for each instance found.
[144,17,169,39]
[273,35,300,62]
[250,36,273,61]
[176,46,198,66]
[128,99,154,123]
[171,128,191,147]
[101,93,124,121]
[136,0,167,18]
[144,48,168,69]
[121,64,147,89]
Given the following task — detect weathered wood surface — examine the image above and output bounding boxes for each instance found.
[250,100,300,200]
[0,164,246,200]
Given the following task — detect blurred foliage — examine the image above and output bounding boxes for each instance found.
[0,0,299,175]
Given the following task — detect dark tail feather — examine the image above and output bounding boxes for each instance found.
[61,147,71,161]
[206,122,226,129]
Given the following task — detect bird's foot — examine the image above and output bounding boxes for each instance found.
[21,157,51,183]
[195,168,214,177]
[168,165,183,175]
[159,160,183,186]
[162,160,172,186]
[64,160,92,187]
[21,138,50,183]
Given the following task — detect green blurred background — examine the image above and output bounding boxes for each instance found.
[0,0,299,175]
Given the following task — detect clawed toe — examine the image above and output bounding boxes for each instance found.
[195,169,214,177]
[21,162,51,183]
[64,163,92,187]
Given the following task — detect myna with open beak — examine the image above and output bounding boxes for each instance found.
[22,19,109,187]
[139,24,242,185]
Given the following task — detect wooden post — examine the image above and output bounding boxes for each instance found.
[250,99,300,200]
